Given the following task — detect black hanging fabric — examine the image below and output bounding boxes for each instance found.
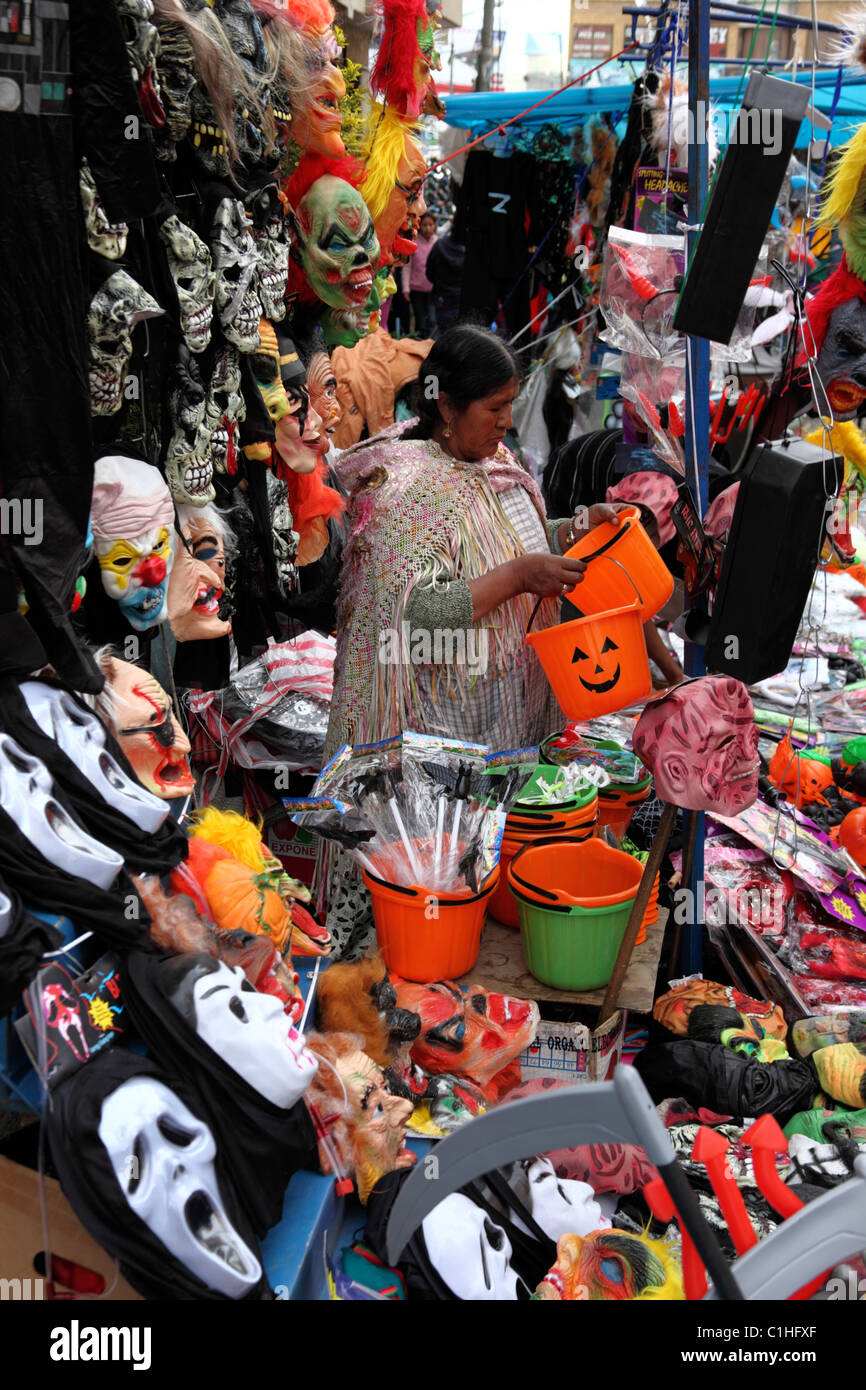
[122,950,319,1238]
[0,881,63,1019]
[455,149,539,336]
[45,1048,273,1301]
[0,676,189,875]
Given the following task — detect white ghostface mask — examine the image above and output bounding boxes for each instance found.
[98,1077,262,1298]
[210,197,262,353]
[158,214,215,354]
[523,1157,611,1242]
[19,683,169,834]
[88,271,164,416]
[190,962,317,1109]
[422,1193,520,1300]
[0,734,123,889]
[79,161,128,260]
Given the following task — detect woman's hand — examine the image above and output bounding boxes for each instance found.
[557,502,631,554]
[514,552,587,598]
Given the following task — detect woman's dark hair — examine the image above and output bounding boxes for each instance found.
[404,324,520,440]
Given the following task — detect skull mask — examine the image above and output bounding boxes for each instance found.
[42,981,91,1064]
[79,160,128,260]
[816,299,866,421]
[390,977,540,1090]
[165,348,216,506]
[158,214,216,354]
[632,675,760,815]
[153,17,196,157]
[267,470,298,597]
[204,345,245,475]
[88,271,164,416]
[115,0,165,129]
[210,196,263,352]
[422,1194,520,1300]
[291,174,379,311]
[99,1076,263,1297]
[246,183,289,322]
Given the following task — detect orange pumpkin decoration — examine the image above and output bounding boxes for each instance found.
[171,838,294,953]
[839,807,866,869]
[768,734,834,808]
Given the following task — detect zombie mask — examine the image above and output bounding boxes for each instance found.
[165,348,216,506]
[390,977,539,1089]
[535,1230,684,1301]
[189,82,230,177]
[88,271,164,416]
[423,1193,520,1300]
[205,345,245,475]
[214,0,272,169]
[91,455,175,630]
[79,160,128,260]
[42,982,91,1064]
[375,131,427,263]
[99,1076,262,1297]
[293,25,345,158]
[168,503,231,641]
[106,658,195,798]
[816,299,866,421]
[327,1046,416,1203]
[210,196,263,352]
[115,0,165,128]
[158,215,216,354]
[159,954,317,1109]
[632,675,760,815]
[291,175,379,311]
[246,183,289,322]
[152,17,196,157]
[267,472,298,597]
[307,352,341,439]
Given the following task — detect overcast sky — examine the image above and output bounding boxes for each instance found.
[445,0,572,90]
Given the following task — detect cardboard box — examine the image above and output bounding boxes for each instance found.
[519,1011,625,1084]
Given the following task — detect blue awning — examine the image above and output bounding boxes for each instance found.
[440,69,866,148]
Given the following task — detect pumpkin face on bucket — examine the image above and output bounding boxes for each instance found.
[572,632,621,694]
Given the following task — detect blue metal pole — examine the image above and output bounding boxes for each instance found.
[683,0,711,973]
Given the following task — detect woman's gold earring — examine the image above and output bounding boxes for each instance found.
[444,421,452,438]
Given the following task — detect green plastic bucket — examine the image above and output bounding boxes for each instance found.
[511,885,636,991]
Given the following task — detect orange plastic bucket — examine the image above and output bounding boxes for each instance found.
[507,836,643,909]
[563,506,674,620]
[526,602,652,720]
[361,858,499,982]
[490,817,597,928]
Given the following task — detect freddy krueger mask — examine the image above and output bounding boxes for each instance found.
[390,977,539,1090]
[631,675,759,815]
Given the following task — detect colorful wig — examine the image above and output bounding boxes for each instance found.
[359,102,421,220]
[798,259,866,365]
[284,150,365,209]
[370,0,429,118]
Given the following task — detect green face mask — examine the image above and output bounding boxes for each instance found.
[293,174,380,311]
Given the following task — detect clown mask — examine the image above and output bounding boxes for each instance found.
[91,456,176,630]
[390,977,539,1091]
[106,658,194,798]
[632,675,759,815]
[291,175,379,311]
[816,299,866,421]
[167,506,231,642]
[306,351,341,440]
[535,1230,684,1301]
[292,24,345,158]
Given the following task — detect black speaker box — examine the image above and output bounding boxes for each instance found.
[674,73,811,344]
[704,437,843,684]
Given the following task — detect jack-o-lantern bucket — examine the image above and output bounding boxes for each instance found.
[562,507,674,621]
[526,600,652,719]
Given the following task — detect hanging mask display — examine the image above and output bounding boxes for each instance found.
[632,675,760,815]
[91,456,176,630]
[167,510,231,643]
[273,325,325,477]
[267,472,299,597]
[370,0,443,122]
[158,214,216,354]
[45,1050,270,1300]
[214,0,272,172]
[360,107,426,264]
[290,174,380,312]
[101,656,195,799]
[165,347,216,506]
[422,1193,521,1300]
[210,195,263,352]
[88,271,164,417]
[205,345,245,475]
[115,0,166,129]
[152,16,196,158]
[815,297,866,421]
[390,976,539,1092]
[307,350,341,441]
[246,182,290,322]
[79,160,128,260]
[292,22,346,158]
[122,950,319,1237]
